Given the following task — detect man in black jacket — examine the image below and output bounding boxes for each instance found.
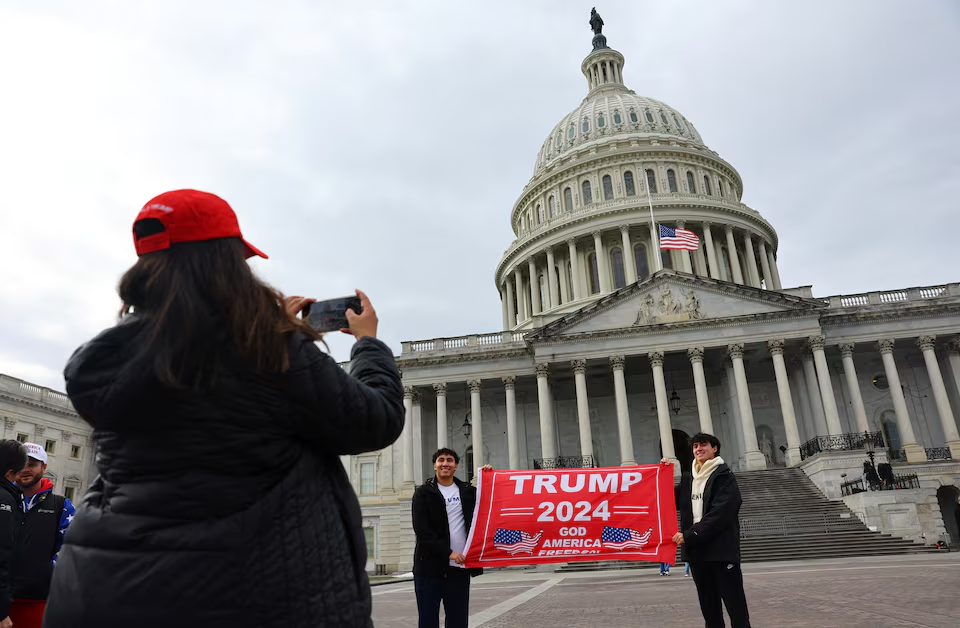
[666,433,750,628]
[412,449,491,628]
[0,439,28,628]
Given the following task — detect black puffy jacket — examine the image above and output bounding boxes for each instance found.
[43,317,404,628]
[411,477,481,578]
[676,463,743,564]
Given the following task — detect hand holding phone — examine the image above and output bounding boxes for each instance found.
[304,289,378,340]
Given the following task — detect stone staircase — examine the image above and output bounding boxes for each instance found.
[556,467,935,573]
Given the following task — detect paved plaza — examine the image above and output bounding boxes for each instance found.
[371,554,960,627]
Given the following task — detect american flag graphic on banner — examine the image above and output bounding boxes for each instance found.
[659,224,700,250]
[493,528,543,555]
[601,526,653,551]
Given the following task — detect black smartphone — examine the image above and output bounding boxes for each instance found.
[303,295,362,333]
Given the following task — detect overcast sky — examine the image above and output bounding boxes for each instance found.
[1,0,958,390]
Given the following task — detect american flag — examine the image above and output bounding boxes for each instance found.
[493,528,543,555]
[659,225,700,251]
[601,526,653,551]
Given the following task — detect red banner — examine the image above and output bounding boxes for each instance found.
[463,465,678,568]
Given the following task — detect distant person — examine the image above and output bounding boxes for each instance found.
[8,443,75,628]
[0,439,28,628]
[663,433,750,628]
[412,449,492,628]
[43,189,405,628]
[659,561,670,576]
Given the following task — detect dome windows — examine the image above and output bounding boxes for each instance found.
[659,111,669,126]
[588,253,600,294]
[673,114,683,131]
[548,195,556,217]
[667,169,678,193]
[582,180,593,205]
[703,175,713,196]
[602,175,614,200]
[629,110,639,123]
[613,110,622,125]
[645,110,654,124]
[717,179,724,198]
[568,124,576,140]
[686,171,696,193]
[623,171,636,196]
[634,243,650,280]
[611,248,626,289]
[564,187,573,212]
[536,203,545,224]
[582,118,590,134]
[645,169,658,194]
[597,113,605,128]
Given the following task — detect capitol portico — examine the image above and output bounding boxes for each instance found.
[344,20,960,573]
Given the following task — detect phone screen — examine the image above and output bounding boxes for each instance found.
[304,295,362,333]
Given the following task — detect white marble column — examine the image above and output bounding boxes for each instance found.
[505,277,516,328]
[572,359,595,463]
[528,258,542,315]
[877,340,926,462]
[724,359,746,463]
[918,336,960,458]
[791,358,815,441]
[768,249,783,289]
[500,289,509,330]
[693,244,708,278]
[513,268,526,323]
[610,355,636,465]
[742,232,761,288]
[566,238,582,301]
[687,347,714,434]
[412,391,423,484]
[757,240,773,290]
[809,336,843,435]
[703,222,721,280]
[768,340,802,466]
[838,344,870,433]
[620,226,638,284]
[649,352,677,466]
[948,339,960,408]
[536,364,556,460]
[468,379,484,470]
[402,387,415,488]
[593,231,612,292]
[801,350,829,436]
[502,376,520,470]
[677,221,693,274]
[558,256,570,304]
[724,226,744,284]
[728,343,766,469]
[433,383,448,450]
[545,246,559,309]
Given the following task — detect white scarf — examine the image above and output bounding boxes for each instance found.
[691,456,724,524]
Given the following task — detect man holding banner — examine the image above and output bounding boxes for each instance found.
[666,433,751,628]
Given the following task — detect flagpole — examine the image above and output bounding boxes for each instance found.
[645,173,662,271]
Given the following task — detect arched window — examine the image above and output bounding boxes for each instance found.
[536,204,544,224]
[667,169,677,193]
[629,110,638,123]
[611,248,626,289]
[634,243,650,279]
[582,118,590,133]
[582,180,593,205]
[660,111,669,125]
[686,171,696,193]
[703,175,712,196]
[568,125,576,139]
[645,110,654,123]
[527,211,532,228]
[646,169,658,194]
[597,114,605,128]
[717,179,724,198]
[548,196,556,217]
[613,110,622,125]
[661,250,673,270]
[623,171,636,196]
[555,132,562,149]
[673,114,683,131]
[588,253,600,294]
[564,187,573,212]
[602,175,614,200]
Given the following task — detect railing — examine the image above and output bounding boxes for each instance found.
[799,431,884,461]
[533,455,597,469]
[401,331,526,354]
[827,284,959,309]
[738,513,856,538]
[841,473,921,496]
[889,449,907,462]
[0,374,75,413]
[925,447,952,461]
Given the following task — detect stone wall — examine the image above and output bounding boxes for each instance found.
[843,489,946,545]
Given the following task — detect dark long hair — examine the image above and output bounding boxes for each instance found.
[118,238,321,388]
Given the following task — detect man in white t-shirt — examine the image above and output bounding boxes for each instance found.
[412,448,492,628]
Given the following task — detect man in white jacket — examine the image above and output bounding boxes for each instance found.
[664,433,750,628]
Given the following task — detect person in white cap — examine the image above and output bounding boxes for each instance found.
[8,443,75,628]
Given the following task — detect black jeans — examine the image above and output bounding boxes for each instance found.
[414,568,472,628]
[689,561,751,628]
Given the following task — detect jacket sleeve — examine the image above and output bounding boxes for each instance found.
[289,334,405,455]
[412,488,450,559]
[0,498,15,619]
[53,497,77,566]
[683,473,742,548]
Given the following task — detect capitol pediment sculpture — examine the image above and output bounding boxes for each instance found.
[634,286,704,326]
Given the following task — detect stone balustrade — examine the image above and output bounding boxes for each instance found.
[401,332,525,355]
[0,374,76,414]
[826,284,959,309]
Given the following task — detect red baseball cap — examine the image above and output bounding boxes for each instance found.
[132,189,267,259]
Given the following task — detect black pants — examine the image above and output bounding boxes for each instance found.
[689,561,751,628]
[414,568,471,628]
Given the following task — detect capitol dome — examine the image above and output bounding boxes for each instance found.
[495,24,783,331]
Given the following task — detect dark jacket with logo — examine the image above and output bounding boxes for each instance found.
[676,463,742,563]
[43,317,405,628]
[412,477,482,578]
[14,478,69,600]
[0,478,23,619]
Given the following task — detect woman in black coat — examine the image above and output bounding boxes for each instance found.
[43,190,405,628]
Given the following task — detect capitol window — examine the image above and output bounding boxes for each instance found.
[718,179,724,198]
[548,195,556,217]
[703,175,713,196]
[597,114,605,128]
[537,204,545,224]
[602,175,614,200]
[582,180,593,205]
[564,187,573,211]
[556,132,562,149]
[588,253,600,294]
[568,125,575,139]
[582,118,590,133]
[629,110,638,123]
[645,169,658,194]
[611,248,626,289]
[613,110,622,125]
[634,244,650,279]
[645,110,654,123]
[667,169,677,193]
[623,171,636,196]
[660,111,669,125]
[673,114,683,131]
[686,171,696,193]
[661,250,673,270]
[360,461,376,495]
